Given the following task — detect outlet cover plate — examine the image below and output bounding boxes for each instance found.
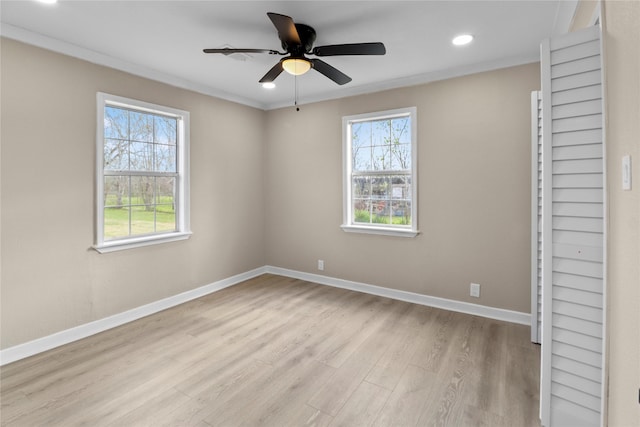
[470,283,481,298]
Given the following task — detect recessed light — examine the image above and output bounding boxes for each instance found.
[36,0,58,4]
[262,82,276,89]
[452,34,474,46]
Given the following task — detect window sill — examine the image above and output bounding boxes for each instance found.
[93,231,192,253]
[340,224,419,238]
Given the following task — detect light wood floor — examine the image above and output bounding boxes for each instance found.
[1,274,541,426]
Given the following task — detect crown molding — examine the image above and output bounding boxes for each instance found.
[2,13,567,112]
[265,53,541,110]
[0,23,268,110]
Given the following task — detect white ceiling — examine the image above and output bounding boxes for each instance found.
[0,1,578,110]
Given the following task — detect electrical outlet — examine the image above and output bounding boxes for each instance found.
[470,283,481,298]
[318,260,324,271]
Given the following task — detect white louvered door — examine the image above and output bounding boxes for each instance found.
[531,91,543,344]
[539,25,605,427]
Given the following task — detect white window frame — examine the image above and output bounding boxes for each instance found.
[94,92,191,253]
[341,107,419,237]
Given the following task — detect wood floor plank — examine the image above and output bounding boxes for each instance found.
[460,404,509,427]
[409,308,458,373]
[0,274,541,427]
[284,405,334,427]
[365,308,426,390]
[329,380,390,427]
[312,294,397,368]
[436,316,479,426]
[106,387,192,426]
[230,360,336,426]
[307,304,405,416]
[373,364,438,427]
[465,319,509,414]
[415,314,482,426]
[503,334,542,427]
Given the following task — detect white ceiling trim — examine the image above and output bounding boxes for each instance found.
[0,23,267,110]
[268,53,541,110]
[2,3,574,113]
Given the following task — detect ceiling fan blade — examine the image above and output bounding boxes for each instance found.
[259,61,284,83]
[312,42,386,56]
[267,12,301,45]
[309,59,352,85]
[203,48,282,55]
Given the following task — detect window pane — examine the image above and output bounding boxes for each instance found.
[104,106,128,139]
[353,199,371,223]
[371,176,390,199]
[392,200,411,225]
[372,200,390,224]
[352,176,371,198]
[104,138,129,171]
[130,142,154,171]
[352,122,371,149]
[390,143,411,170]
[104,206,130,240]
[156,178,176,232]
[155,205,176,232]
[129,111,153,142]
[131,207,155,236]
[372,119,389,146]
[155,144,176,172]
[372,146,390,170]
[391,176,411,199]
[104,176,129,207]
[131,176,154,209]
[156,177,175,203]
[353,145,371,171]
[154,116,177,145]
[392,117,411,144]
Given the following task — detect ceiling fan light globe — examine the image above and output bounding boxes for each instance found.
[282,58,311,76]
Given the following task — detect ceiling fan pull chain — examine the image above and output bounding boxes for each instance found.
[295,75,300,111]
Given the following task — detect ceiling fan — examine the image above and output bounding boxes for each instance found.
[203,12,386,86]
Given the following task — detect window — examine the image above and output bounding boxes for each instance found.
[342,107,418,237]
[94,93,190,252]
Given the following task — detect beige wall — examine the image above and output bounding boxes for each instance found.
[265,63,541,314]
[0,39,266,349]
[1,37,542,351]
[602,1,640,425]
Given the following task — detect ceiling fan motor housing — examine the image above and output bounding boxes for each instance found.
[282,23,316,55]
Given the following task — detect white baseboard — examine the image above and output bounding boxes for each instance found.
[1,265,530,366]
[265,266,530,326]
[0,266,268,366]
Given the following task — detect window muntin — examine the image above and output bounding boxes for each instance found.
[342,107,418,237]
[95,93,190,252]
